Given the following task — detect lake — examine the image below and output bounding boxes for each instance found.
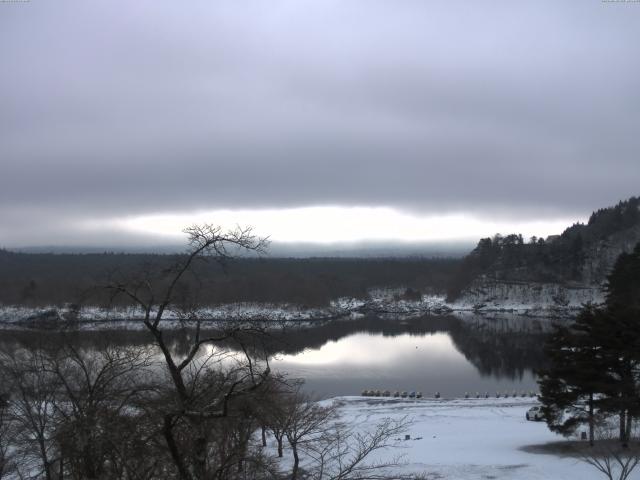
[0,313,556,399]
[265,313,552,398]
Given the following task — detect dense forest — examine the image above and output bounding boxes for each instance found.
[446,196,640,300]
[0,252,459,308]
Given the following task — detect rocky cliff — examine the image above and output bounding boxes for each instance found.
[452,279,603,316]
[452,197,640,315]
[580,223,640,285]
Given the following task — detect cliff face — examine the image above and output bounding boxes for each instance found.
[453,199,640,315]
[453,279,603,315]
[580,224,640,285]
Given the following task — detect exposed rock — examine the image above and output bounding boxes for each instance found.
[454,199,640,315]
[580,224,640,285]
[453,279,603,316]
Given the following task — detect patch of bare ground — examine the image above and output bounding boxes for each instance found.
[520,440,640,459]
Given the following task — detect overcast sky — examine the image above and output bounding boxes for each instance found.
[1,0,639,250]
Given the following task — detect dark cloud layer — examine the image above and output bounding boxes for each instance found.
[1,0,639,246]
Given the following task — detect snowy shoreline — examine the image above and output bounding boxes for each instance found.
[0,288,591,330]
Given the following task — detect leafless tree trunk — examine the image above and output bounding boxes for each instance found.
[261,426,267,448]
[589,393,595,447]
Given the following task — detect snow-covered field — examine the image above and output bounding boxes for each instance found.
[306,397,601,480]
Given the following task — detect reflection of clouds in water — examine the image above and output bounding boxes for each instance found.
[272,330,539,397]
[273,332,464,367]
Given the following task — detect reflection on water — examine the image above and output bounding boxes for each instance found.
[276,332,460,367]
[267,314,554,398]
[0,313,560,399]
[274,332,500,398]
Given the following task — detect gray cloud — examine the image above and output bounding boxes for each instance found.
[1,0,639,246]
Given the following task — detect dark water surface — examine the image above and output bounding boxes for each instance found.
[0,313,557,399]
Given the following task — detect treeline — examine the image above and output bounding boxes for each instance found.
[0,251,459,308]
[447,196,640,300]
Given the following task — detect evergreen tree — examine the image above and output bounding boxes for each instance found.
[538,306,610,445]
[605,243,640,315]
[598,243,640,444]
[538,242,640,445]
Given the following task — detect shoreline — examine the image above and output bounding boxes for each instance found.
[0,292,587,330]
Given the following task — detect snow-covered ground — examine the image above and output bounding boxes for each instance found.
[295,396,601,480]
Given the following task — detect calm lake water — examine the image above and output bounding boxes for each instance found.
[1,313,555,399]
[273,331,538,398]
[266,314,552,398]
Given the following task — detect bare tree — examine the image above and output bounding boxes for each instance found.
[0,391,16,480]
[260,381,416,480]
[0,336,158,480]
[0,346,60,480]
[257,379,300,458]
[47,339,155,479]
[305,416,412,480]
[107,224,273,480]
[281,388,336,480]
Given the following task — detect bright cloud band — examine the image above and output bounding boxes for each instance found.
[90,206,581,244]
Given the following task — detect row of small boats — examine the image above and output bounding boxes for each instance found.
[361,390,538,398]
[361,390,424,398]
